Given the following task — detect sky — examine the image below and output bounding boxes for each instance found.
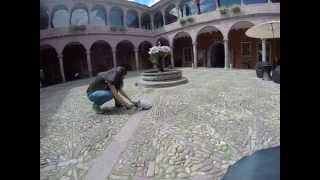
[127,0,161,7]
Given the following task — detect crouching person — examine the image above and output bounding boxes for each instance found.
[86,66,138,114]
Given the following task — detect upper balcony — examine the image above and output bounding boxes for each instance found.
[40,1,279,40]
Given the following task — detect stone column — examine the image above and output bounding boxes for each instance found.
[57,54,66,82]
[262,39,267,62]
[106,6,110,26]
[86,51,93,77]
[224,39,229,69]
[161,10,166,26]
[150,14,154,31]
[241,0,244,6]
[112,50,117,67]
[193,43,198,68]
[215,0,220,8]
[134,48,140,71]
[48,9,52,29]
[175,4,180,18]
[138,12,142,28]
[268,0,271,3]
[123,9,127,27]
[170,46,175,68]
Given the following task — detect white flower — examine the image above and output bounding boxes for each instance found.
[148,45,171,55]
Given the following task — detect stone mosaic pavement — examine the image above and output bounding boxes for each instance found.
[40,68,280,180]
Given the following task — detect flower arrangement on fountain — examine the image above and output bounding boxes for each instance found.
[148,43,171,72]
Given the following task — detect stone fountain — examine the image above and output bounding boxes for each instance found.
[136,43,188,88]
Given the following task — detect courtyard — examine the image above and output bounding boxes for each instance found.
[40,68,280,180]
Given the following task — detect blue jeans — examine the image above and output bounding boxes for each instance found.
[88,90,113,106]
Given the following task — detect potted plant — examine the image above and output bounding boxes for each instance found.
[179,18,187,26]
[230,4,241,13]
[186,17,195,23]
[148,43,171,72]
[219,6,228,15]
[110,26,117,31]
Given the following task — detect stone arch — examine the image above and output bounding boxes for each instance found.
[116,40,136,70]
[127,9,139,28]
[165,4,178,25]
[40,45,63,86]
[110,6,124,26]
[153,11,164,29]
[156,37,170,46]
[51,5,69,28]
[141,13,151,30]
[138,41,153,70]
[228,21,257,69]
[40,6,49,29]
[172,31,193,67]
[91,4,107,25]
[90,40,114,76]
[70,3,89,25]
[196,26,224,67]
[62,42,89,81]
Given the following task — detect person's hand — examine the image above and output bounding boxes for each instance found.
[131,101,140,107]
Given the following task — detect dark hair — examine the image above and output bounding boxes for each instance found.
[114,66,127,90]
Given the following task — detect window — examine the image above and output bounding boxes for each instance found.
[52,8,69,28]
[110,7,124,26]
[40,7,49,29]
[153,11,164,29]
[141,13,151,30]
[127,10,139,28]
[165,4,178,25]
[91,6,106,25]
[71,8,89,25]
[241,42,251,57]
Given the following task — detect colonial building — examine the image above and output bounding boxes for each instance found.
[40,0,280,86]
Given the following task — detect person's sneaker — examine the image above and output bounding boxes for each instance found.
[92,103,104,114]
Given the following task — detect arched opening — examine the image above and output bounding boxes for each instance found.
[165,4,178,25]
[90,41,114,76]
[153,11,164,29]
[110,7,124,26]
[91,5,106,25]
[116,41,136,71]
[179,0,197,17]
[209,43,225,68]
[138,41,153,70]
[228,21,257,69]
[40,45,62,87]
[173,32,193,67]
[51,5,69,28]
[62,42,89,81]
[40,6,49,29]
[196,26,224,67]
[141,13,151,30]
[71,4,89,25]
[127,10,139,28]
[156,38,171,67]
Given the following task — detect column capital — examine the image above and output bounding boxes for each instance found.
[223,39,229,42]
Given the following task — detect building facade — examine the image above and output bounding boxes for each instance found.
[40,0,280,86]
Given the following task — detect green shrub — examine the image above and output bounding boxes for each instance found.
[179,18,187,26]
[186,17,194,23]
[219,6,228,15]
[69,25,86,32]
[230,4,241,13]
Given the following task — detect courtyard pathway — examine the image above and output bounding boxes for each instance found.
[40,68,280,180]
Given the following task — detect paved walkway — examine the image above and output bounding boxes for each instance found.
[40,68,280,180]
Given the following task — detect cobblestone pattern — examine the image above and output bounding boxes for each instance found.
[107,68,280,180]
[40,69,279,180]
